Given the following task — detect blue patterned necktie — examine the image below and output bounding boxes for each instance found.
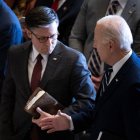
[100,66,113,96]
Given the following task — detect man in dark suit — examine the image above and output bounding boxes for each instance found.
[0,0,23,94]
[0,6,95,140]
[37,15,140,140]
[87,15,140,140]
[30,0,84,45]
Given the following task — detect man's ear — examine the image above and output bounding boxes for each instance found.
[26,28,32,39]
[109,39,115,52]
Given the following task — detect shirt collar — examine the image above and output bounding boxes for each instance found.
[31,45,48,62]
[113,49,132,73]
[117,0,128,9]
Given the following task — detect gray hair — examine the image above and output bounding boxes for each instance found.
[96,15,133,51]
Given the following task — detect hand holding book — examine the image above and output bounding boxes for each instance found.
[24,87,64,119]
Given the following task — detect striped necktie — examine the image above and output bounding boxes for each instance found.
[88,49,102,77]
[99,66,113,96]
[107,0,120,15]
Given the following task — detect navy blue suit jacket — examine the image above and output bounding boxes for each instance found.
[87,52,140,140]
[0,0,22,90]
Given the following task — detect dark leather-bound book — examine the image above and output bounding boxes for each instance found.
[24,87,64,119]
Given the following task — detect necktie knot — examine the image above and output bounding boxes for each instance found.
[99,66,113,96]
[105,66,113,84]
[36,54,43,61]
[108,0,120,15]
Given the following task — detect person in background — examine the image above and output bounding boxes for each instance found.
[19,16,30,42]
[69,0,140,91]
[0,0,23,96]
[25,0,84,45]
[0,6,95,140]
[33,15,140,140]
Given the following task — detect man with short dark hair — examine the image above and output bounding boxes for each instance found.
[0,6,95,140]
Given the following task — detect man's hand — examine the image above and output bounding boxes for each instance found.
[32,107,71,133]
[32,107,52,127]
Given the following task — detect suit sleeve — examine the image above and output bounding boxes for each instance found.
[69,0,88,53]
[122,85,140,140]
[62,52,96,132]
[0,51,16,139]
[0,23,23,78]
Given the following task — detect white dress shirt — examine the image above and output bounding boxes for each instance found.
[109,50,132,83]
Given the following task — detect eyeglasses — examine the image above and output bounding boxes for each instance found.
[30,30,59,43]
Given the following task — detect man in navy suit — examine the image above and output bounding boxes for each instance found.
[0,6,95,140]
[0,0,23,94]
[87,15,140,140]
[36,15,140,140]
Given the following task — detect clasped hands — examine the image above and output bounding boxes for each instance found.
[32,107,71,133]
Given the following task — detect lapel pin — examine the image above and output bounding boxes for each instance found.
[128,10,133,14]
[115,78,119,82]
[53,57,57,61]
[63,7,67,11]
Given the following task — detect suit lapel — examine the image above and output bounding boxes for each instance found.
[20,42,32,96]
[40,42,62,88]
[98,0,110,16]
[96,53,137,111]
[122,0,136,21]
[96,75,121,110]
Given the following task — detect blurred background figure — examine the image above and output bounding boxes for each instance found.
[4,0,27,18]
[19,16,30,42]
[0,0,23,95]
[25,0,84,45]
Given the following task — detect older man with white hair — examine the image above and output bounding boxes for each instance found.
[87,15,140,140]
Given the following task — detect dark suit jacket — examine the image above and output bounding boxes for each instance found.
[69,0,140,60]
[0,41,95,140]
[87,52,140,140]
[35,0,84,45]
[0,0,22,93]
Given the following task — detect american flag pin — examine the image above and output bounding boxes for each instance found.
[53,58,57,60]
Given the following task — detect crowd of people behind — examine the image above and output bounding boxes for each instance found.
[0,0,140,140]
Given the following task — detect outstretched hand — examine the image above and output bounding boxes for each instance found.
[32,107,71,133]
